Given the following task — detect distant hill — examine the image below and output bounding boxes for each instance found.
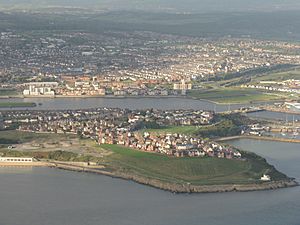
[1,10,300,41]
[1,0,300,13]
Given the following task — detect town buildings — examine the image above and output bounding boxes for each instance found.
[2,31,300,97]
[0,108,244,159]
[22,82,58,96]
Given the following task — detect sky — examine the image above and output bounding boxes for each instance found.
[1,0,300,12]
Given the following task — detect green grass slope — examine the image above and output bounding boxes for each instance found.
[101,144,288,185]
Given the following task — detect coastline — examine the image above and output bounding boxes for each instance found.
[0,160,297,193]
[50,161,298,194]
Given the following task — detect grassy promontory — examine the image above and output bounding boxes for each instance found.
[0,130,297,193]
[100,144,292,187]
[1,143,296,193]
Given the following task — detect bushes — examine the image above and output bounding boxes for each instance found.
[0,149,98,163]
[48,150,78,161]
[196,120,241,138]
[0,138,19,144]
[133,120,162,131]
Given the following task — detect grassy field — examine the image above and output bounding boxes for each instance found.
[0,89,19,96]
[101,144,286,185]
[142,125,201,135]
[188,88,283,103]
[0,130,289,186]
[0,130,76,144]
[0,148,101,163]
[0,102,36,108]
[141,122,238,137]
[256,69,300,81]
[143,113,255,138]
[0,130,111,160]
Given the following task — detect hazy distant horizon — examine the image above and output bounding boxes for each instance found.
[1,0,300,13]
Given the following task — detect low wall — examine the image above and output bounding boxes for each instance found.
[0,162,53,167]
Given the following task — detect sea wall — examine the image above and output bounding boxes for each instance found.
[215,135,300,143]
[0,161,53,167]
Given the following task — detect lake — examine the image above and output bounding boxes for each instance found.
[0,139,300,225]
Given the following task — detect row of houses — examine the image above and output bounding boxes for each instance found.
[98,130,242,159]
[2,108,215,138]
[242,84,300,94]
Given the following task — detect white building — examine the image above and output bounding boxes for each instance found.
[173,79,192,90]
[23,85,56,96]
[260,174,271,181]
[0,157,34,163]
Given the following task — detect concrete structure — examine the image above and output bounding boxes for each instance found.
[173,79,192,90]
[23,86,55,96]
[0,157,34,163]
[22,82,58,96]
[173,79,192,95]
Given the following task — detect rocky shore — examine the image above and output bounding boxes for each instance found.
[51,162,298,193]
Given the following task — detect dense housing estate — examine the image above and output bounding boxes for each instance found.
[0,108,243,159]
[2,31,300,97]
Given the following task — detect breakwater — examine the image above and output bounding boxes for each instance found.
[216,135,300,143]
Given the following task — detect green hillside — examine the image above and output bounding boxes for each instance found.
[101,144,288,185]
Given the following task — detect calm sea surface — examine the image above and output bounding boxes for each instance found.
[1,139,300,225]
